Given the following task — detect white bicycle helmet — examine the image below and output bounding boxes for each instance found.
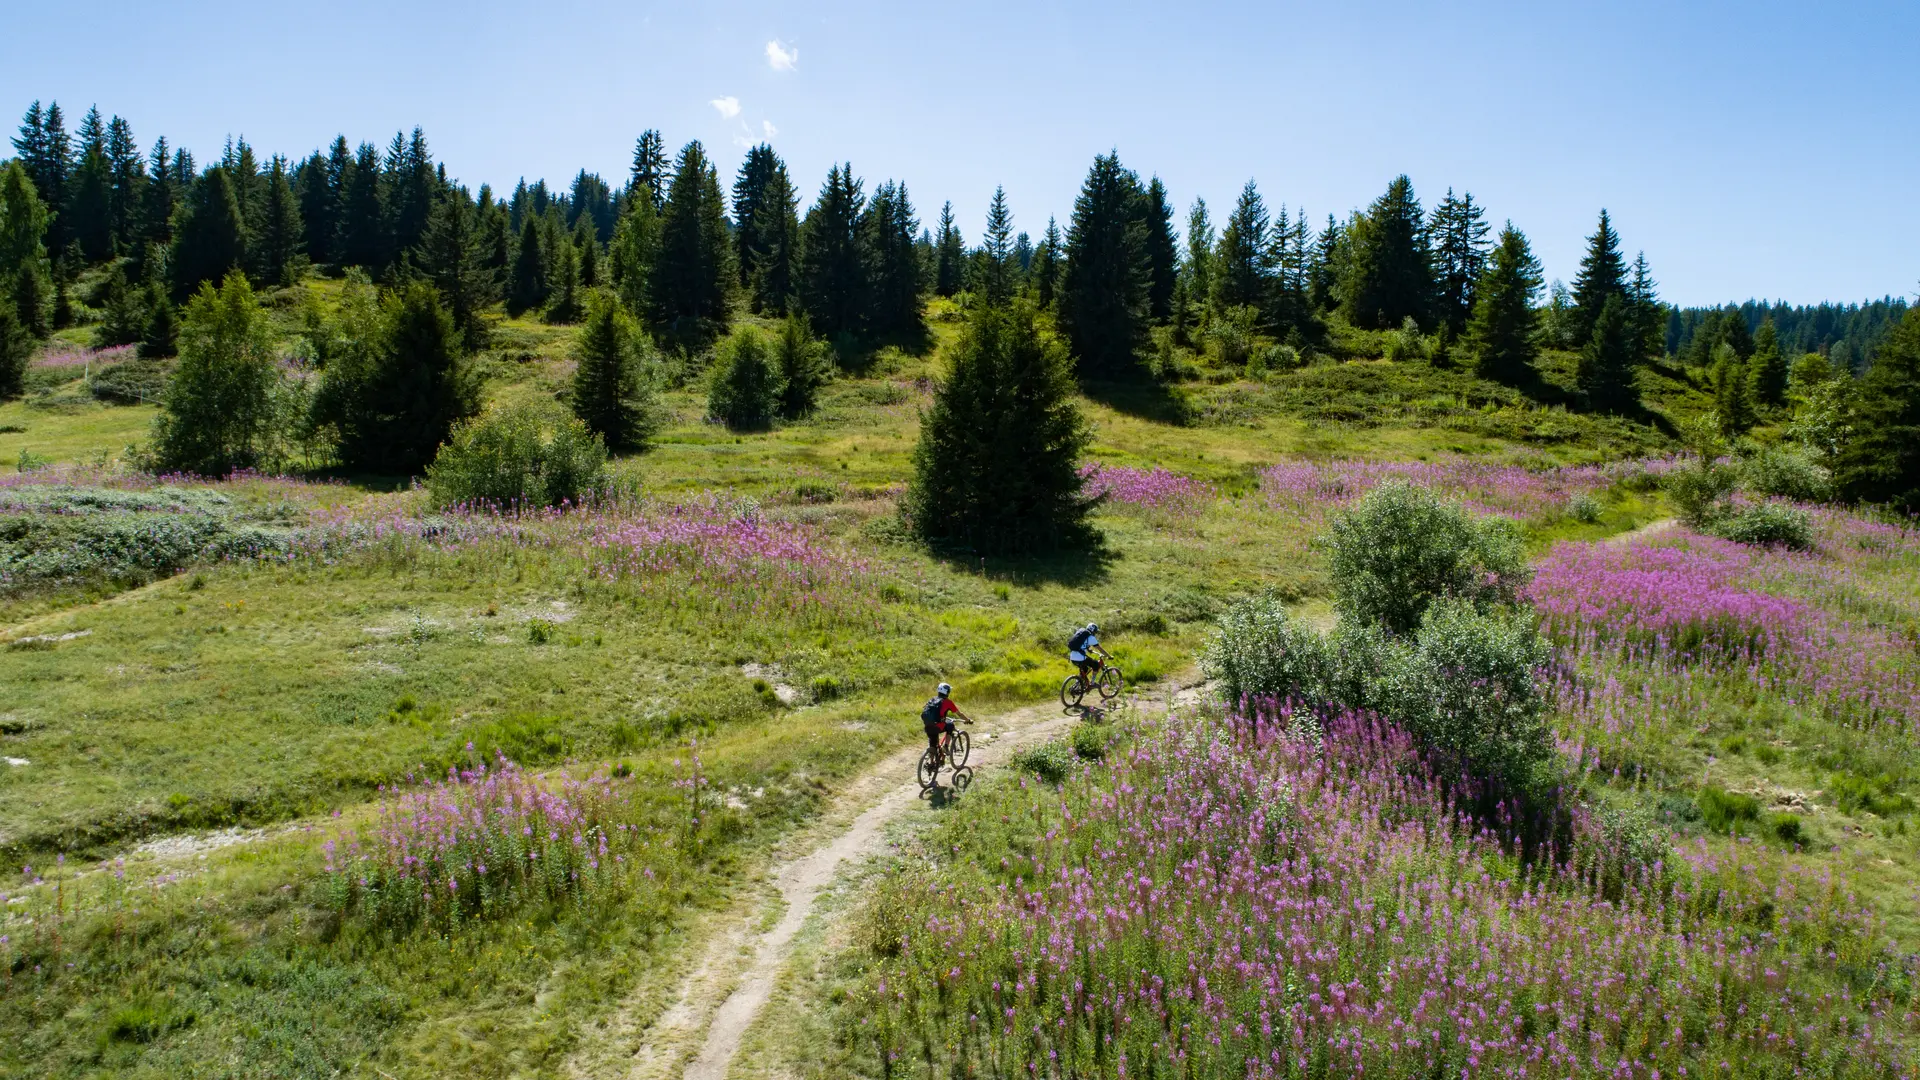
[936,682,952,697]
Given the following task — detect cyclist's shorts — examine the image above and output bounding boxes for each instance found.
[923,719,954,735]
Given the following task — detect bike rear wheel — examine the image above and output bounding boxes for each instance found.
[1060,674,1087,709]
[917,747,939,787]
[948,730,971,769]
[1097,665,1124,700]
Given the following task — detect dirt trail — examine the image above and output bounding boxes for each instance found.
[1607,517,1677,547]
[580,675,1204,1080]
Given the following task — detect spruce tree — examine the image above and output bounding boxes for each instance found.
[1030,216,1062,310]
[774,314,831,419]
[576,219,600,288]
[798,164,867,338]
[862,180,924,340]
[732,146,798,314]
[629,131,667,210]
[69,146,114,262]
[1141,177,1179,323]
[1720,308,1754,359]
[169,167,248,302]
[1713,345,1755,438]
[93,264,147,348]
[568,170,616,243]
[646,141,733,341]
[1569,209,1627,347]
[312,279,478,473]
[105,116,144,256]
[139,283,178,359]
[1578,293,1639,413]
[707,328,779,431]
[1749,318,1789,407]
[571,291,657,450]
[336,142,387,271]
[1430,188,1490,336]
[1211,180,1272,315]
[1627,252,1664,363]
[977,186,1016,307]
[1834,308,1920,509]
[1184,199,1216,308]
[0,302,27,400]
[139,138,178,261]
[933,202,965,297]
[14,103,73,254]
[300,137,351,266]
[1057,152,1149,378]
[13,264,51,339]
[387,128,436,262]
[908,301,1095,555]
[151,272,280,475]
[608,194,658,318]
[1467,222,1542,385]
[419,189,497,349]
[256,156,304,287]
[732,145,781,290]
[507,217,549,316]
[1308,214,1346,313]
[1341,176,1433,330]
[545,240,583,324]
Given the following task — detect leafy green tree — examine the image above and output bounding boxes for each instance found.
[169,167,248,302]
[608,194,658,319]
[1430,189,1490,336]
[647,141,733,340]
[909,301,1095,555]
[1748,319,1788,407]
[708,327,779,431]
[312,279,479,473]
[1212,180,1272,315]
[571,291,657,450]
[151,273,280,474]
[1030,216,1062,310]
[1341,176,1433,330]
[1569,209,1627,347]
[862,180,924,339]
[775,314,831,420]
[1578,293,1640,413]
[799,164,867,338]
[419,189,498,349]
[1467,222,1542,385]
[1184,198,1216,305]
[1834,309,1920,508]
[335,141,387,271]
[1140,177,1179,324]
[1057,152,1149,378]
[0,160,53,336]
[972,186,1017,307]
[507,217,549,316]
[255,155,304,287]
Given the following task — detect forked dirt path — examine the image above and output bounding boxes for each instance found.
[572,673,1205,1080]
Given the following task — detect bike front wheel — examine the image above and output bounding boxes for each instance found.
[1060,675,1087,709]
[948,730,971,769]
[1097,665,1124,700]
[917,748,939,788]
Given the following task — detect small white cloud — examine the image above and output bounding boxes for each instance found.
[710,96,741,119]
[762,120,778,139]
[765,39,798,71]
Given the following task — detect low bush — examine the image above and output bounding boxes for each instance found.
[1742,445,1832,503]
[1069,723,1108,760]
[1011,740,1075,784]
[1696,785,1762,833]
[424,405,608,510]
[1324,478,1530,635]
[1713,502,1814,550]
[708,328,779,431]
[1566,492,1603,523]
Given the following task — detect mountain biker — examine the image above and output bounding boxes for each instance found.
[921,682,973,763]
[1067,622,1110,684]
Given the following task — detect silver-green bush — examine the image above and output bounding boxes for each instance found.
[424,406,608,510]
[1324,479,1530,635]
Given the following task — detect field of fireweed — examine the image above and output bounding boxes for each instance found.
[846,705,1917,1079]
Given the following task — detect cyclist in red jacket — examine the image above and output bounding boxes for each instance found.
[920,682,973,764]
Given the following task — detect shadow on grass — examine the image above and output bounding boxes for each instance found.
[926,536,1114,590]
[1079,376,1195,427]
[1492,368,1680,440]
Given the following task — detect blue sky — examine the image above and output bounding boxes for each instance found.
[3,0,1915,306]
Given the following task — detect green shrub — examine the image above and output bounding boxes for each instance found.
[1324,479,1529,635]
[1828,772,1913,817]
[708,328,779,431]
[1011,741,1076,784]
[1573,797,1671,901]
[1696,786,1762,833]
[1070,723,1108,760]
[1383,317,1426,364]
[1202,593,1333,709]
[424,405,608,510]
[775,315,832,420]
[1770,813,1805,845]
[1566,493,1603,524]
[1741,446,1832,503]
[1713,502,1813,550]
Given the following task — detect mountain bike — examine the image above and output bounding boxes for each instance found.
[917,718,973,787]
[1060,657,1124,709]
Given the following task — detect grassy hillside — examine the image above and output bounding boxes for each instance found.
[5,286,1917,1078]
